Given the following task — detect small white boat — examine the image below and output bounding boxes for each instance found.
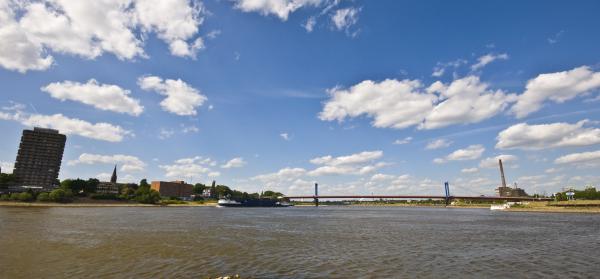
[490,203,510,211]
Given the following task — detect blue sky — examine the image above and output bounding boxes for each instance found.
[1,0,600,196]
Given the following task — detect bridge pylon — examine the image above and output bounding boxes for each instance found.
[444,182,451,206]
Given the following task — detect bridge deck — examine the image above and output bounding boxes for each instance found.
[285,195,552,201]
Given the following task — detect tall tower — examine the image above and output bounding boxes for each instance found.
[498,159,507,188]
[110,165,117,183]
[13,127,66,190]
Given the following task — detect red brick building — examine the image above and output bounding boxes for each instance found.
[151,181,193,198]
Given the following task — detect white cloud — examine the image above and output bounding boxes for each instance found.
[159,128,175,140]
[420,76,516,129]
[461,167,478,173]
[221,157,247,169]
[496,120,600,150]
[547,30,564,44]
[308,150,386,176]
[138,75,207,116]
[303,16,316,32]
[434,145,485,163]
[425,139,452,150]
[68,153,146,172]
[555,150,600,167]
[479,154,518,169]
[1,161,14,173]
[393,137,412,145]
[331,7,359,31]
[320,76,516,130]
[471,53,508,71]
[41,79,143,116]
[319,79,436,129]
[280,133,291,141]
[160,156,218,180]
[0,0,205,72]
[310,150,383,166]
[511,66,600,118]
[233,0,325,20]
[431,59,467,77]
[0,105,132,142]
[181,124,199,133]
[206,29,221,39]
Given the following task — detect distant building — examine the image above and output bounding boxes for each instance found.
[13,127,66,190]
[496,183,529,197]
[97,182,120,195]
[202,188,211,198]
[151,181,193,198]
[96,166,120,195]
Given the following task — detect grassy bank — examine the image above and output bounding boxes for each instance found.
[508,201,600,213]
[0,199,218,207]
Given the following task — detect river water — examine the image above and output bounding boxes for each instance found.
[1,206,599,278]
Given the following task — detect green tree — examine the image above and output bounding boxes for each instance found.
[0,173,16,188]
[17,192,34,202]
[134,186,161,204]
[37,192,50,202]
[193,183,206,194]
[139,179,149,188]
[0,194,9,201]
[49,188,73,203]
[85,178,99,194]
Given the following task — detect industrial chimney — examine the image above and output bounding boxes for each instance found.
[499,159,507,189]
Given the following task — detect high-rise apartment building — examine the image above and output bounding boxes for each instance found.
[13,127,66,189]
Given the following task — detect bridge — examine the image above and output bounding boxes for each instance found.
[286,159,554,206]
[284,182,553,206]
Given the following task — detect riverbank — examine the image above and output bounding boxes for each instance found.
[506,201,600,213]
[0,200,218,207]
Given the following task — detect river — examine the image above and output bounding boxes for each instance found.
[1,206,599,278]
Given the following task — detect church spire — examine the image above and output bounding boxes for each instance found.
[110,165,117,183]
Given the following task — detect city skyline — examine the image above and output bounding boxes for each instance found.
[1,0,600,196]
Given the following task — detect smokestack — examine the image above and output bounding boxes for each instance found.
[499,159,507,188]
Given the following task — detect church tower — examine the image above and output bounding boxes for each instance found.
[110,165,117,183]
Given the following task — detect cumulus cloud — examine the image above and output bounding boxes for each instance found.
[331,7,359,31]
[461,167,478,173]
[320,76,516,130]
[496,120,600,150]
[221,157,247,169]
[479,154,518,169]
[308,150,386,176]
[431,59,467,77]
[41,79,143,116]
[554,150,600,167]
[68,153,146,172]
[181,124,199,133]
[393,137,412,145]
[280,133,291,141]
[138,75,207,116]
[425,139,452,150]
[233,0,325,21]
[160,156,218,180]
[159,128,175,140]
[511,66,600,118]
[434,145,485,163]
[0,105,132,142]
[470,53,508,71]
[0,0,205,72]
[421,76,516,129]
[303,16,316,32]
[319,79,436,129]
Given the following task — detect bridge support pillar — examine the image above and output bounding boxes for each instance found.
[444,182,451,206]
[314,183,319,207]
